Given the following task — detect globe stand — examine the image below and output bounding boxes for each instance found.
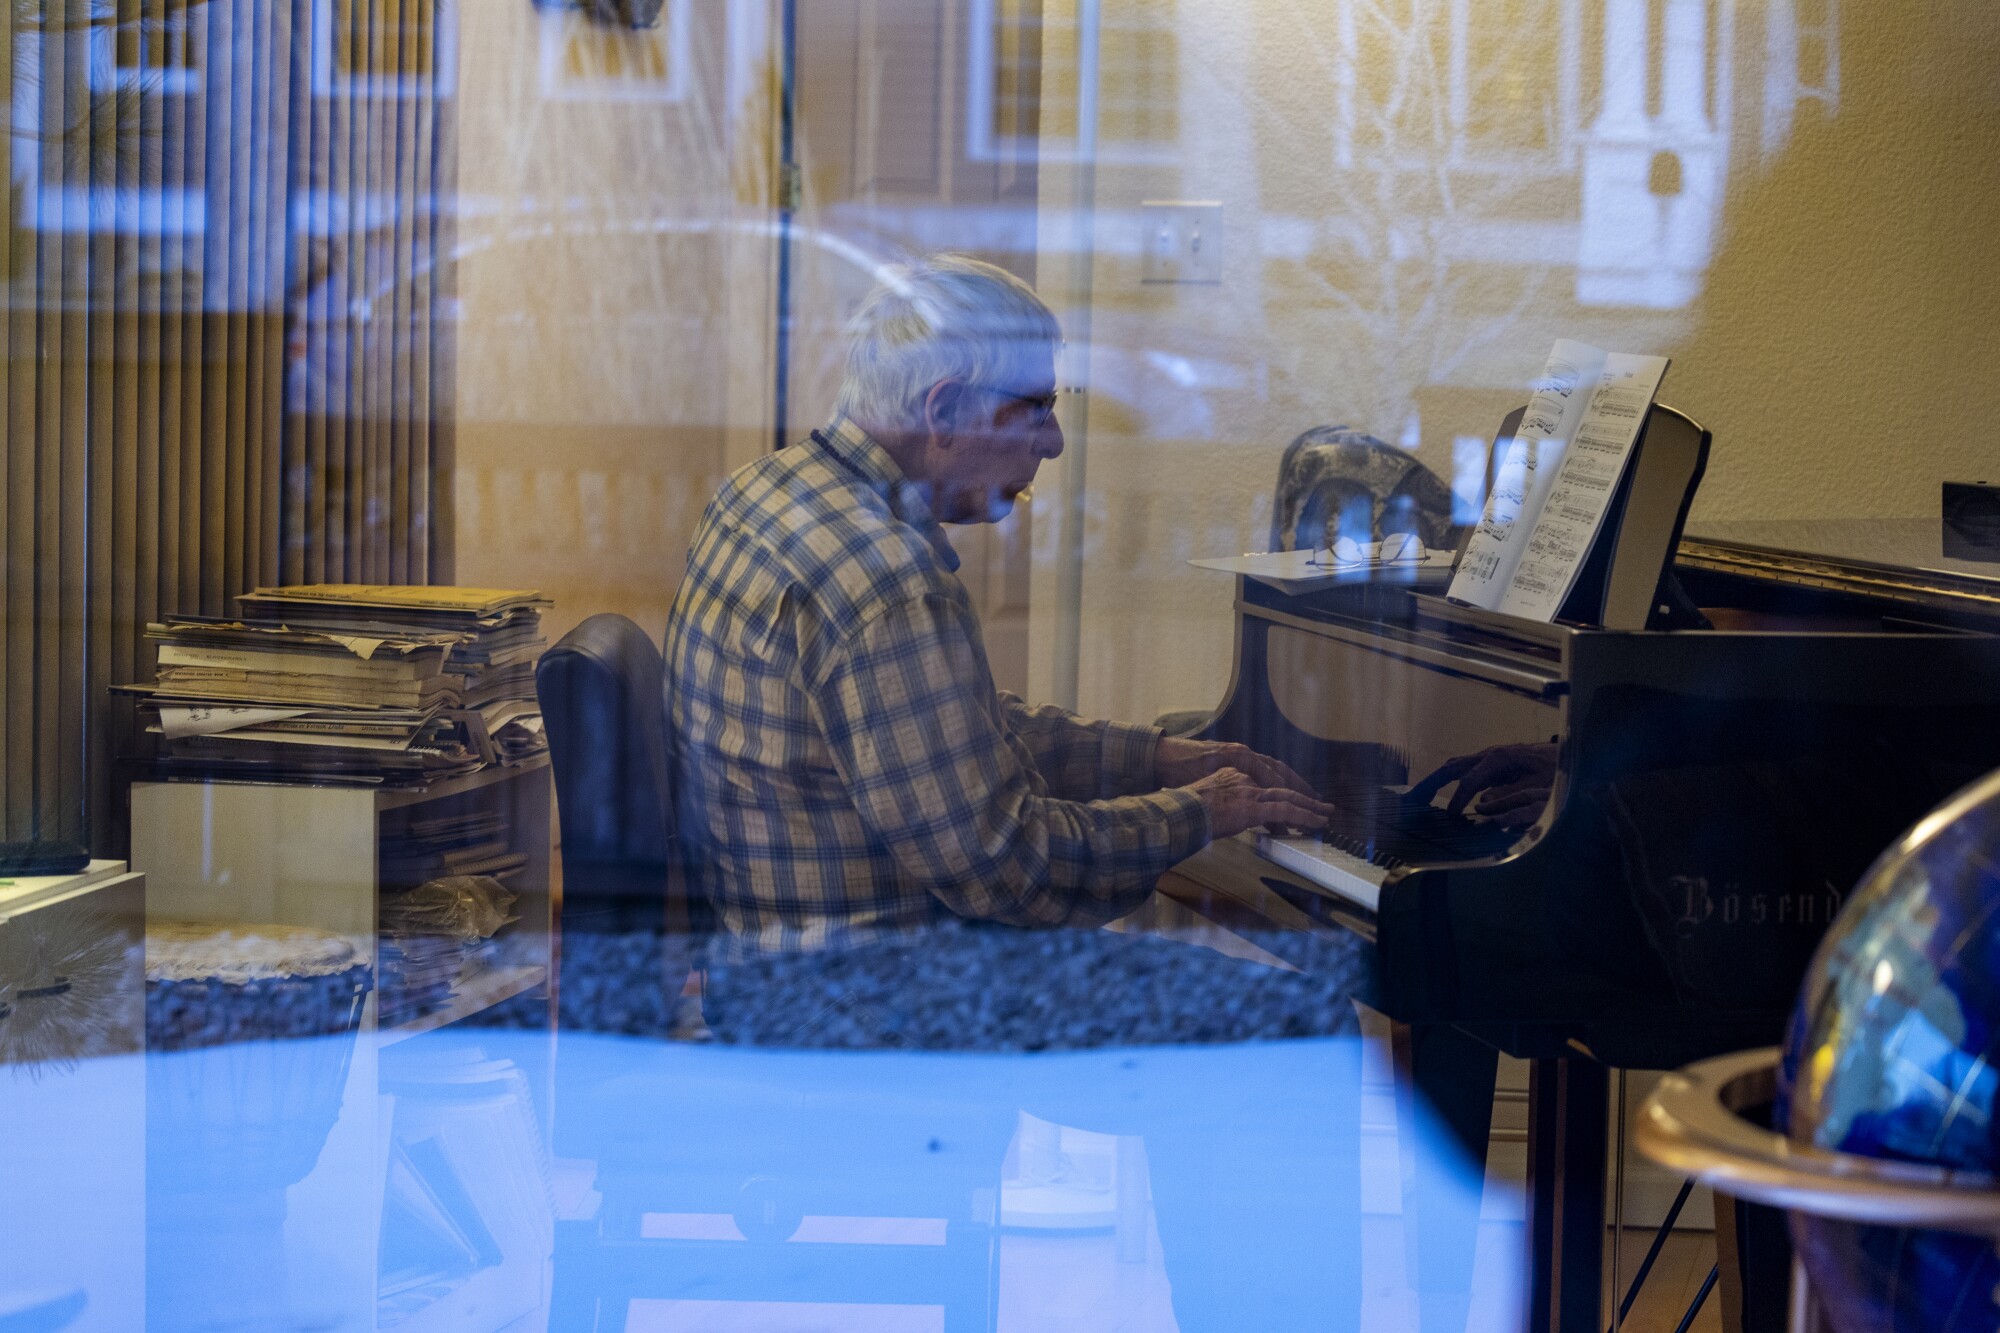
[1636,1046,2000,1333]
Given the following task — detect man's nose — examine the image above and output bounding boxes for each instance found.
[1037,413,1065,460]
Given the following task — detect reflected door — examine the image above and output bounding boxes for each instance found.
[786,0,1043,694]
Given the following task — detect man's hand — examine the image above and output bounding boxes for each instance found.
[1156,736,1319,803]
[1186,767,1335,839]
[1407,742,1558,828]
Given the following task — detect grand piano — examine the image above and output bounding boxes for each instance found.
[1160,424,2000,1330]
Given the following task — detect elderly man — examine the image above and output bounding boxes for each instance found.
[662,255,1371,1330]
[664,253,1334,965]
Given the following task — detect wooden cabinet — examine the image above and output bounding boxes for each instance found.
[130,757,554,1041]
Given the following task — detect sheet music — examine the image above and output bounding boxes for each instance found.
[1449,341,1601,609]
[1448,340,1670,620]
[1498,351,1670,619]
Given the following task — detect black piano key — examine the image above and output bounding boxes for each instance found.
[1314,783,1523,867]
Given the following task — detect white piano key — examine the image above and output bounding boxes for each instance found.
[1253,832,1389,912]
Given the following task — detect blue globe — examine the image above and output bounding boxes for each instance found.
[1778,766,2000,1333]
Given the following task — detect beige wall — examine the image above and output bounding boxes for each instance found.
[1031,0,2000,725]
[1672,6,2000,523]
[451,0,779,648]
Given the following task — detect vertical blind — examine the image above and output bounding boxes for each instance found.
[2,0,459,853]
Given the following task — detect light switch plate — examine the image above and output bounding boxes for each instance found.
[1141,201,1224,284]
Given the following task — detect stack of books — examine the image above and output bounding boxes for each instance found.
[117,585,550,787]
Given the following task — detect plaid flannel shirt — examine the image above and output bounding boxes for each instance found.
[663,414,1210,957]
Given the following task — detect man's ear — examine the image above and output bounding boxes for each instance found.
[922,379,968,444]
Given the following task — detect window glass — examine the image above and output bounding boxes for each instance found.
[7,3,2000,1329]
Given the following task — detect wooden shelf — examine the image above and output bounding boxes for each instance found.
[378,963,545,1046]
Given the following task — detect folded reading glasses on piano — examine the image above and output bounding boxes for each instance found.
[1310,532,1428,569]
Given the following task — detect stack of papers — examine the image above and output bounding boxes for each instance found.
[376,933,466,1027]
[374,874,517,1027]
[116,585,551,787]
[381,812,529,886]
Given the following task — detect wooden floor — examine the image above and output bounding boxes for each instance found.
[1605,1226,1725,1333]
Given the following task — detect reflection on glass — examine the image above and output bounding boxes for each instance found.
[11,0,2000,1329]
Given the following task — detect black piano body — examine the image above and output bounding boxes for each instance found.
[1168,520,2000,1330]
[1183,522,2000,1065]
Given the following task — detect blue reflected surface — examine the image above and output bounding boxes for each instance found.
[4,1020,1512,1332]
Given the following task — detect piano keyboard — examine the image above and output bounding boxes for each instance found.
[1254,832,1390,910]
[1251,783,1526,912]
[1313,781,1527,862]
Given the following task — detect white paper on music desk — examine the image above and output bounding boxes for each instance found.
[1448,340,1605,611]
[1495,350,1670,620]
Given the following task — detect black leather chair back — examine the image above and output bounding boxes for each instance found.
[536,614,675,922]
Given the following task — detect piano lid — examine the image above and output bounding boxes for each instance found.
[1679,518,2000,620]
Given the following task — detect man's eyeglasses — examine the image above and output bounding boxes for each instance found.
[974,384,1060,430]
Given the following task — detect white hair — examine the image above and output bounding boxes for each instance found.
[832,253,1061,432]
